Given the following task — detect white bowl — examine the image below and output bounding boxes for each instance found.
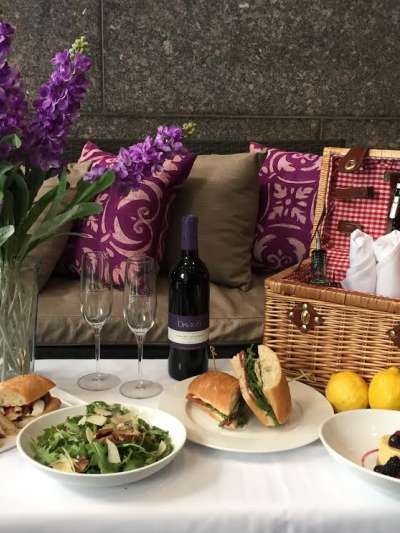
[320,409,400,494]
[17,404,186,488]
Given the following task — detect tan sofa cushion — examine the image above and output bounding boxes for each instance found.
[37,274,264,346]
[163,153,260,291]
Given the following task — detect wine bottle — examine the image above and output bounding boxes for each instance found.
[168,214,209,380]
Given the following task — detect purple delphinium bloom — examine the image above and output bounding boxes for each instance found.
[23,40,91,172]
[0,22,14,68]
[84,125,187,187]
[0,23,28,159]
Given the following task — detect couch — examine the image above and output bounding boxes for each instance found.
[36,139,342,359]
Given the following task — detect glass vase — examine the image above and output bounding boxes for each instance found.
[0,262,38,380]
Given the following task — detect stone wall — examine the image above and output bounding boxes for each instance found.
[3,0,400,147]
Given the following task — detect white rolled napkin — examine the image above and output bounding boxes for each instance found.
[374,230,400,298]
[341,229,377,293]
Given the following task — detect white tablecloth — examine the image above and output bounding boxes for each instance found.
[1,358,399,533]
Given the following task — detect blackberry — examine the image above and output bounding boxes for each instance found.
[374,456,400,478]
[388,431,400,449]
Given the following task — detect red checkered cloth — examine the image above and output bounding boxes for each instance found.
[321,156,400,282]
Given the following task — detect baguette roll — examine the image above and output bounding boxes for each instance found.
[231,345,291,427]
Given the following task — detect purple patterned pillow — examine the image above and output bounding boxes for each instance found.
[62,142,196,287]
[249,143,321,272]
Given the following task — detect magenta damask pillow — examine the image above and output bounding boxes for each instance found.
[249,143,321,272]
[62,142,196,286]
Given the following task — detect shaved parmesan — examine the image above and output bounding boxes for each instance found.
[106,439,121,464]
[86,414,107,426]
[78,416,87,426]
[94,406,112,416]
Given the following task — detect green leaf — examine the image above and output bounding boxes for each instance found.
[9,173,30,228]
[0,133,22,149]
[17,202,103,259]
[44,168,68,222]
[22,186,59,233]
[0,225,15,248]
[69,170,115,207]
[26,167,47,204]
[0,161,16,177]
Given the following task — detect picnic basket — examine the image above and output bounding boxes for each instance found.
[264,147,400,392]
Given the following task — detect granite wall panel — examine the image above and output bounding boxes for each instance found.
[1,0,102,111]
[2,0,400,147]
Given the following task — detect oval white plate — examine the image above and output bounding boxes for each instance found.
[17,404,186,488]
[320,409,400,494]
[159,378,333,453]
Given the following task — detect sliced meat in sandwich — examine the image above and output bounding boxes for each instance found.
[186,370,248,429]
[231,345,292,427]
[0,374,61,431]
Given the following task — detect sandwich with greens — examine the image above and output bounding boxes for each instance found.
[231,345,292,426]
[186,370,249,429]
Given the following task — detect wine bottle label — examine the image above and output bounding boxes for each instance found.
[168,313,209,350]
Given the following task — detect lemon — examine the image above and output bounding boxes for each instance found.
[325,371,369,412]
[369,367,400,410]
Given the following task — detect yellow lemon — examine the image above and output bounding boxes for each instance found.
[325,371,369,412]
[369,367,400,410]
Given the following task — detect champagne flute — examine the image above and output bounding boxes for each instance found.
[78,251,120,391]
[120,256,162,399]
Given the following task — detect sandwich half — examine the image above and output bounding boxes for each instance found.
[186,370,248,429]
[0,374,61,434]
[231,345,291,427]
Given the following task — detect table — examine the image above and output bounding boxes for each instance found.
[1,358,399,533]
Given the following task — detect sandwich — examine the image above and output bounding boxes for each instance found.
[231,345,292,427]
[186,370,248,429]
[0,374,61,435]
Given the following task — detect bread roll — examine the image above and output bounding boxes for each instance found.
[0,375,56,406]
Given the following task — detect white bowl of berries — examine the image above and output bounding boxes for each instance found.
[320,409,400,494]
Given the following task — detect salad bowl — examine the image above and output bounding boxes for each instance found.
[17,403,186,488]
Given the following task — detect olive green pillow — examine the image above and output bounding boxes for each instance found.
[163,153,260,290]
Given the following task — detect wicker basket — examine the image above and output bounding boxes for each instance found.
[264,147,400,392]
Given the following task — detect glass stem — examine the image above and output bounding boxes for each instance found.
[94,327,102,377]
[135,333,145,386]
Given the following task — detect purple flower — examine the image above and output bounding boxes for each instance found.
[84,125,188,186]
[22,40,91,171]
[0,64,28,159]
[0,22,14,68]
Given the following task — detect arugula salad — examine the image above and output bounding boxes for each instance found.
[31,401,173,474]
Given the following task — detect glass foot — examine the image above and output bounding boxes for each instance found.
[119,379,163,399]
[78,372,121,391]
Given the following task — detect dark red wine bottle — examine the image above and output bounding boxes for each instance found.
[168,215,209,380]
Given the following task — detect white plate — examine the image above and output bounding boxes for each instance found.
[0,387,85,453]
[159,378,333,453]
[17,404,186,488]
[320,409,400,495]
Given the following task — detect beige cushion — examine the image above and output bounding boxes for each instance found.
[37,274,264,346]
[163,153,260,290]
[29,161,90,291]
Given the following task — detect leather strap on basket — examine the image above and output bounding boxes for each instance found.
[332,186,375,201]
[288,302,323,332]
[338,147,368,173]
